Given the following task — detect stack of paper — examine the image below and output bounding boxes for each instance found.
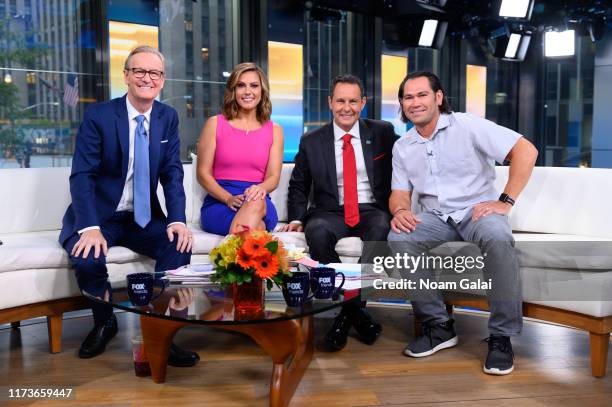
[162,264,217,286]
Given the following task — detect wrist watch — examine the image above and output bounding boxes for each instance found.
[499,193,516,206]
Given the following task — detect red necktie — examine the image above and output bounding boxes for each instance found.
[342,134,360,227]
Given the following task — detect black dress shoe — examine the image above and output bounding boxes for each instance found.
[168,343,200,367]
[78,315,118,359]
[324,312,352,351]
[352,308,382,345]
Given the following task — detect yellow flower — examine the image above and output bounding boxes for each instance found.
[210,235,243,267]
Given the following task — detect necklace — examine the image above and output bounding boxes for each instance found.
[243,118,252,136]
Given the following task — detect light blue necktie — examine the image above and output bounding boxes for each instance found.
[134,115,151,228]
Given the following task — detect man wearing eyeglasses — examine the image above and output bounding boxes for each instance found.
[59,46,199,367]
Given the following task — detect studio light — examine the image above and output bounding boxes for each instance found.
[417,19,448,49]
[419,20,438,47]
[498,0,534,20]
[545,30,575,58]
[488,24,531,62]
[505,33,521,58]
[588,17,606,42]
[415,0,448,13]
[492,32,531,61]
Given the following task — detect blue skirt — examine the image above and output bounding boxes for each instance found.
[200,180,278,235]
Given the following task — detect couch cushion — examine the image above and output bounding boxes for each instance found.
[190,223,363,259]
[494,166,612,238]
[0,261,153,310]
[0,165,193,234]
[426,233,612,271]
[443,267,612,318]
[0,231,147,273]
[0,167,71,234]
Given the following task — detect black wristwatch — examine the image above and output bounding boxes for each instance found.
[499,193,515,206]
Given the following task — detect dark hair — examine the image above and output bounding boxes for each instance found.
[397,71,452,122]
[330,74,365,98]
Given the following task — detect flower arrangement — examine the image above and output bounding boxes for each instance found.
[209,230,290,290]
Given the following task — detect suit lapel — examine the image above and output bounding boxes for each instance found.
[319,123,338,202]
[115,96,129,179]
[148,101,162,187]
[359,119,375,191]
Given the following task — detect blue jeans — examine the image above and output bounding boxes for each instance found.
[388,210,522,336]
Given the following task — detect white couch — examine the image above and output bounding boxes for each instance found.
[1,164,611,377]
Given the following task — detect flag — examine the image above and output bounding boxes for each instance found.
[63,73,79,107]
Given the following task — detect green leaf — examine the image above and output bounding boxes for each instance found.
[227,272,237,284]
[265,240,278,254]
[243,273,252,283]
[266,279,273,291]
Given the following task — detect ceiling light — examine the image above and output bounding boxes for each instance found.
[545,30,575,58]
[498,0,533,19]
[505,33,521,58]
[419,20,439,47]
[490,28,531,61]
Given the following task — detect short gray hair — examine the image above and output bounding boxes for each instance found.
[124,45,165,71]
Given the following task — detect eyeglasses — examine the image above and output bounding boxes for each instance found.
[125,68,164,80]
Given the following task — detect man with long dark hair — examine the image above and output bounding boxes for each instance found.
[388,71,538,375]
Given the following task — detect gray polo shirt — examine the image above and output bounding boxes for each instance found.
[391,112,521,223]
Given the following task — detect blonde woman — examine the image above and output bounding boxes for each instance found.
[197,62,284,235]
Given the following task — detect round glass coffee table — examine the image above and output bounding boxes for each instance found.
[84,274,359,407]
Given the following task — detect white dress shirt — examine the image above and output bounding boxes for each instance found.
[333,120,374,205]
[116,98,152,212]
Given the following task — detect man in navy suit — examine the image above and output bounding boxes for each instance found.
[59,46,198,366]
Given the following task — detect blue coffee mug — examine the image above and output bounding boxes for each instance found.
[282,272,314,307]
[127,273,165,306]
[310,267,345,300]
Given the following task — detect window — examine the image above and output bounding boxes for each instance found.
[0,0,235,168]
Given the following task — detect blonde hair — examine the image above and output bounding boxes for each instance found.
[124,45,165,71]
[222,62,272,123]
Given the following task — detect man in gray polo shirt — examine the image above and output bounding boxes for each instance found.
[388,71,538,375]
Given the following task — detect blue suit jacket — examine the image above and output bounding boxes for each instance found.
[59,96,186,246]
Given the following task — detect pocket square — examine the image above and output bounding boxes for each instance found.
[373,153,386,161]
[161,139,169,143]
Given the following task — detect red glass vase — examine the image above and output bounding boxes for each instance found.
[232,275,264,316]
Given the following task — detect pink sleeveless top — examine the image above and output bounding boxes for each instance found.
[212,114,273,182]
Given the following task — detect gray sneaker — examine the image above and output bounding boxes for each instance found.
[483,335,514,375]
[404,318,458,358]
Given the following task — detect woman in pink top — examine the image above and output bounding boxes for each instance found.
[196,62,284,235]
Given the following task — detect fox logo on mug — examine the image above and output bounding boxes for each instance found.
[132,283,146,290]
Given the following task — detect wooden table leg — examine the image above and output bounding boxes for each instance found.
[140,314,187,383]
[221,316,314,407]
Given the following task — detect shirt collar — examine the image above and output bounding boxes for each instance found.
[126,96,153,123]
[404,112,451,145]
[333,120,360,142]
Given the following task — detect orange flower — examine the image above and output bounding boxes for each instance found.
[253,254,280,279]
[277,245,289,273]
[236,248,257,271]
[242,235,270,258]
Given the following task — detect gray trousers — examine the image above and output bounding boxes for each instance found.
[388,211,522,336]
